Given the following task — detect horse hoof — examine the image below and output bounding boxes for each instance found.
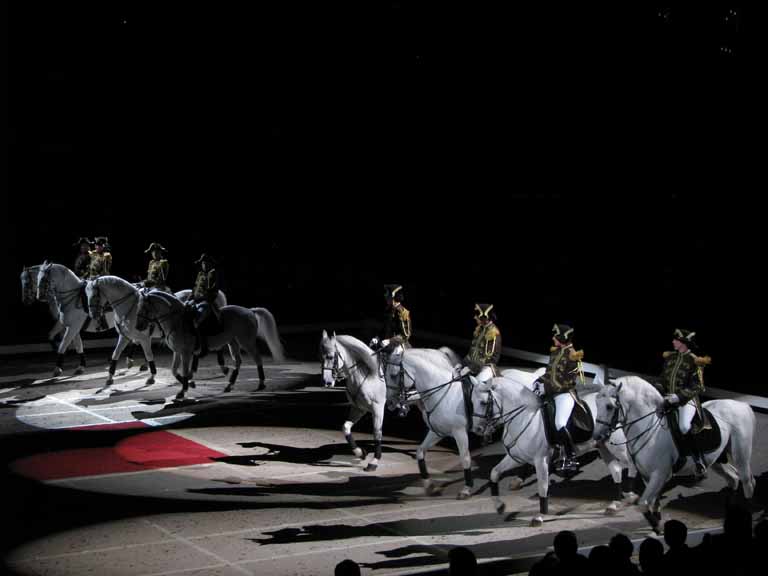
[52,367,63,377]
[495,501,506,515]
[105,377,113,386]
[139,364,148,372]
[145,377,155,385]
[424,482,440,497]
[456,488,472,500]
[605,502,620,516]
[224,385,234,393]
[189,381,196,389]
[622,492,639,505]
[73,367,84,376]
[175,391,185,400]
[221,366,230,375]
[531,515,544,527]
[508,477,524,491]
[257,382,266,391]
[364,463,378,472]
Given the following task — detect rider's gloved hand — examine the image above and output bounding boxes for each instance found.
[459,366,471,377]
[664,394,679,405]
[380,339,390,349]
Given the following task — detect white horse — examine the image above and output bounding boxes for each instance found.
[33,263,119,377]
[20,265,66,348]
[83,275,162,385]
[594,375,756,533]
[382,345,481,499]
[125,289,232,377]
[135,290,285,399]
[321,332,387,471]
[472,373,638,526]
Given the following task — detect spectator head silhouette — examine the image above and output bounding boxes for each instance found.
[553,530,578,560]
[664,519,688,549]
[724,504,752,540]
[609,533,634,561]
[639,537,664,573]
[449,546,477,575]
[335,559,360,576]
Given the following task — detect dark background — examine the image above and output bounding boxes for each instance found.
[3,4,762,390]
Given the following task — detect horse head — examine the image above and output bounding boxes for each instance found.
[20,266,38,305]
[471,377,502,439]
[320,330,341,388]
[84,278,103,320]
[36,261,54,302]
[594,378,624,439]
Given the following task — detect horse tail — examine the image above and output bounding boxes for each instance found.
[721,400,756,497]
[250,308,285,362]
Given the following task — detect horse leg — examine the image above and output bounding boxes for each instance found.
[597,444,625,515]
[711,462,741,507]
[217,349,229,375]
[416,430,443,496]
[365,402,385,472]
[639,470,668,534]
[187,354,199,388]
[489,455,519,515]
[105,334,132,385]
[53,325,79,377]
[172,353,185,386]
[531,454,551,527]
[224,344,242,393]
[72,334,86,375]
[248,345,266,390]
[48,320,64,350]
[175,354,193,400]
[454,429,474,500]
[137,337,157,385]
[343,406,367,461]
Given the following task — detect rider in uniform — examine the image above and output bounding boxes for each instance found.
[534,323,585,473]
[191,253,219,356]
[87,237,112,330]
[143,242,170,291]
[73,237,93,279]
[460,303,501,385]
[381,284,412,348]
[656,328,712,478]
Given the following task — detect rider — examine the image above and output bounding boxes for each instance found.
[191,253,219,356]
[87,237,112,330]
[380,284,411,348]
[143,242,170,291]
[657,328,712,478]
[534,323,585,473]
[460,303,501,385]
[73,237,93,279]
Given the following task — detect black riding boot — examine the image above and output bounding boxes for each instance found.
[557,428,579,472]
[690,434,708,478]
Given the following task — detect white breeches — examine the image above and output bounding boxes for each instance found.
[476,366,494,384]
[554,393,575,431]
[678,400,696,434]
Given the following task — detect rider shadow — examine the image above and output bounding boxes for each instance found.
[248,511,503,547]
[0,395,48,408]
[188,472,423,500]
[212,440,418,468]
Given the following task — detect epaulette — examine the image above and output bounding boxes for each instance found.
[398,306,410,319]
[569,349,584,362]
[550,346,558,353]
[693,354,712,367]
[663,351,675,359]
[104,252,112,261]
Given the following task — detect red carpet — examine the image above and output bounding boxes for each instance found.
[11,430,228,481]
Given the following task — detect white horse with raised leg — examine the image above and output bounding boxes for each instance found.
[321,331,387,471]
[594,375,756,533]
[382,345,481,499]
[472,373,638,526]
[83,275,162,386]
[33,263,119,377]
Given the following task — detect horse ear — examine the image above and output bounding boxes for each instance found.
[321,330,328,340]
[616,382,623,392]
[332,331,337,339]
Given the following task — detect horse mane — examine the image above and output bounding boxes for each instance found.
[147,290,186,314]
[613,375,662,407]
[95,275,136,291]
[496,376,541,410]
[408,348,455,371]
[335,335,379,376]
[49,263,80,283]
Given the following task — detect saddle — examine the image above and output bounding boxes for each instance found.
[668,407,724,473]
[541,394,594,447]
